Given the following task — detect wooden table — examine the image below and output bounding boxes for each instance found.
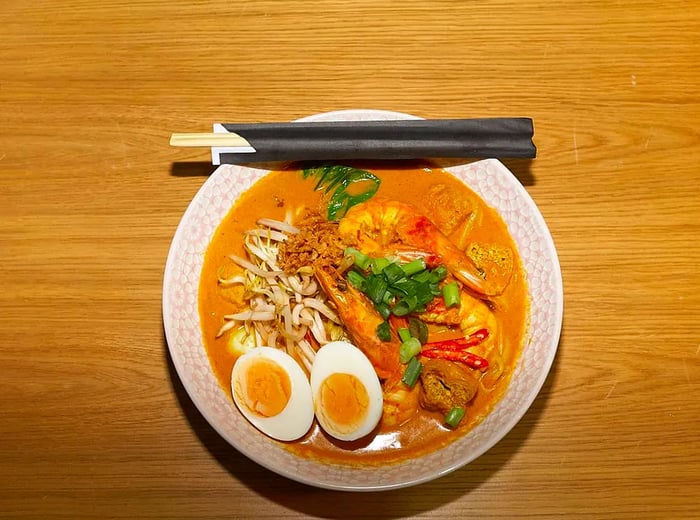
[2,1,698,518]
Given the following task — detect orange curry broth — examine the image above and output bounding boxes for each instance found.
[198,161,529,466]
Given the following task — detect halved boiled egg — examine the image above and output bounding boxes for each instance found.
[310,341,383,442]
[231,346,314,442]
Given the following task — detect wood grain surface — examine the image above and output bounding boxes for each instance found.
[1,1,698,518]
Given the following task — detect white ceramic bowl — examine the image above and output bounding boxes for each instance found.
[162,109,563,491]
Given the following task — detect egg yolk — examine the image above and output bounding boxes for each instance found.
[242,358,291,417]
[318,373,369,433]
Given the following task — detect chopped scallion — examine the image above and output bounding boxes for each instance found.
[401,257,427,277]
[346,270,366,290]
[432,265,448,281]
[375,302,391,320]
[444,407,466,428]
[365,275,388,305]
[399,337,422,364]
[442,281,460,308]
[397,327,412,343]
[383,262,406,284]
[401,356,423,387]
[345,247,370,270]
[370,257,390,274]
[376,321,391,341]
[412,270,432,283]
[392,295,417,316]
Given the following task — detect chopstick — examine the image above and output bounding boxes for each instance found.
[170,118,536,164]
[170,132,253,148]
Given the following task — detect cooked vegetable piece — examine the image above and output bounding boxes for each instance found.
[376,321,391,341]
[401,257,427,277]
[423,328,489,351]
[365,275,388,305]
[399,337,422,364]
[408,317,429,344]
[442,281,460,308]
[345,247,371,270]
[343,254,456,340]
[302,165,381,221]
[421,348,489,370]
[346,270,366,290]
[370,257,390,274]
[444,407,466,428]
[375,302,391,320]
[383,262,406,284]
[401,357,423,387]
[398,327,412,343]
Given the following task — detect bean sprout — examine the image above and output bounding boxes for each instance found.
[216,217,346,368]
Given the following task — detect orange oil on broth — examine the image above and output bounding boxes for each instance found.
[198,162,529,466]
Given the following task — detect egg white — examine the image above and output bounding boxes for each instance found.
[310,341,383,441]
[231,346,314,442]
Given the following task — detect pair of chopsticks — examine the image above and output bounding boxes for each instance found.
[170,118,536,164]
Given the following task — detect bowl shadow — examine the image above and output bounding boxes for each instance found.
[163,326,561,518]
[169,158,535,187]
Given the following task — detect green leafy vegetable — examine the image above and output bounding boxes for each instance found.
[302,165,381,221]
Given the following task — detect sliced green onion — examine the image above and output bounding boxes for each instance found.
[413,282,434,305]
[391,278,417,296]
[397,327,412,343]
[376,321,391,341]
[399,337,422,364]
[383,262,406,284]
[432,265,448,282]
[345,247,370,270]
[401,356,423,387]
[370,257,390,274]
[408,317,428,344]
[365,275,388,305]
[392,295,418,317]
[444,407,466,428]
[375,302,391,320]
[342,255,455,343]
[346,270,366,290]
[412,270,432,283]
[382,290,395,306]
[442,281,460,308]
[401,257,427,277]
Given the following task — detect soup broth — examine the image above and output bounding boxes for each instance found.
[198,162,529,466]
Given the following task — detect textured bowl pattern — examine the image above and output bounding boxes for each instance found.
[163,109,563,491]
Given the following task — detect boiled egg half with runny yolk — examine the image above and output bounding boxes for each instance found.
[231,346,314,442]
[310,341,383,442]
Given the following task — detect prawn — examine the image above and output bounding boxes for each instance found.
[420,290,503,369]
[381,376,421,428]
[338,199,501,297]
[421,291,499,342]
[314,265,402,380]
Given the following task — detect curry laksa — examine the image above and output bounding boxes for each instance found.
[198,163,529,465]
